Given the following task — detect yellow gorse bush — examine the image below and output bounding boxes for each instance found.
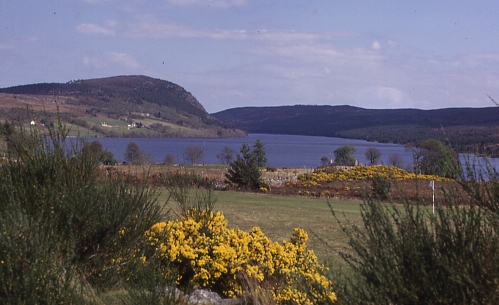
[142,209,337,304]
[301,165,453,183]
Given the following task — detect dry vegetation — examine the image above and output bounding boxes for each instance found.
[0,93,87,115]
[113,164,464,206]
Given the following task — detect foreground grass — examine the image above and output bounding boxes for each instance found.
[160,189,364,264]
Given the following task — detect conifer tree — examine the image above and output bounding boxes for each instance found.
[225,143,261,190]
[253,139,267,168]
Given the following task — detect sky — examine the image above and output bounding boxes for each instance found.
[1,0,499,113]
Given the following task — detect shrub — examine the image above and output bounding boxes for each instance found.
[371,173,391,201]
[333,145,356,166]
[300,165,452,183]
[141,209,337,304]
[0,211,85,304]
[157,171,216,215]
[332,186,499,304]
[0,118,167,302]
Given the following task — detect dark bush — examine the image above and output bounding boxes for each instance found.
[371,173,391,201]
[333,167,499,304]
[0,118,168,302]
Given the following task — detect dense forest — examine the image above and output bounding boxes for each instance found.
[213,105,499,156]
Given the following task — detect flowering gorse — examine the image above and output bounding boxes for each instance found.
[301,165,453,183]
[141,209,336,304]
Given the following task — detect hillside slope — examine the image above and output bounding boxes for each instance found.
[0,75,245,138]
[212,105,499,156]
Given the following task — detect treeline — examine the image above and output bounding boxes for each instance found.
[212,105,499,157]
[336,125,499,157]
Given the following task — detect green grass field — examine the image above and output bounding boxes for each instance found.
[160,190,365,264]
[81,117,129,127]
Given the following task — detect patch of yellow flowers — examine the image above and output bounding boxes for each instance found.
[142,209,336,304]
[301,165,453,183]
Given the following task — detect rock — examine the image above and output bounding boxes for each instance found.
[162,286,241,305]
[188,289,241,305]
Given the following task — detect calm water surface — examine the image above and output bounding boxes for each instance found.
[87,134,427,169]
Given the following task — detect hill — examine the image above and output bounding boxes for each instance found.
[212,105,499,156]
[0,75,245,138]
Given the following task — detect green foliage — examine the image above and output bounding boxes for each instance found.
[333,164,499,304]
[225,142,262,190]
[0,118,167,303]
[164,171,217,216]
[252,139,267,168]
[371,173,391,201]
[0,211,85,304]
[119,261,184,305]
[334,145,357,166]
[410,139,461,178]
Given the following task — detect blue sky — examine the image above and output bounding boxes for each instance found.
[1,0,499,113]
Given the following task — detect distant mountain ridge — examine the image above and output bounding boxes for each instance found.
[0,75,245,138]
[212,105,499,156]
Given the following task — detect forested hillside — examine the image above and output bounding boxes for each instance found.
[0,75,245,138]
[213,105,499,156]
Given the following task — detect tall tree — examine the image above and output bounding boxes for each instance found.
[409,139,460,178]
[183,145,205,164]
[334,145,357,166]
[252,139,267,168]
[163,153,175,165]
[225,143,261,190]
[365,147,382,165]
[82,140,117,165]
[124,141,150,165]
[387,153,403,168]
[216,146,235,165]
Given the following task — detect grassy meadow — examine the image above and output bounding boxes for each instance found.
[159,189,365,265]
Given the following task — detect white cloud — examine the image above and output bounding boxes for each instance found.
[388,40,398,48]
[0,37,38,51]
[108,52,141,68]
[371,41,381,50]
[0,42,15,50]
[249,43,384,71]
[83,51,141,69]
[354,86,413,109]
[164,0,247,8]
[125,15,325,42]
[183,41,499,112]
[77,20,117,36]
[117,16,499,111]
[82,0,116,4]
